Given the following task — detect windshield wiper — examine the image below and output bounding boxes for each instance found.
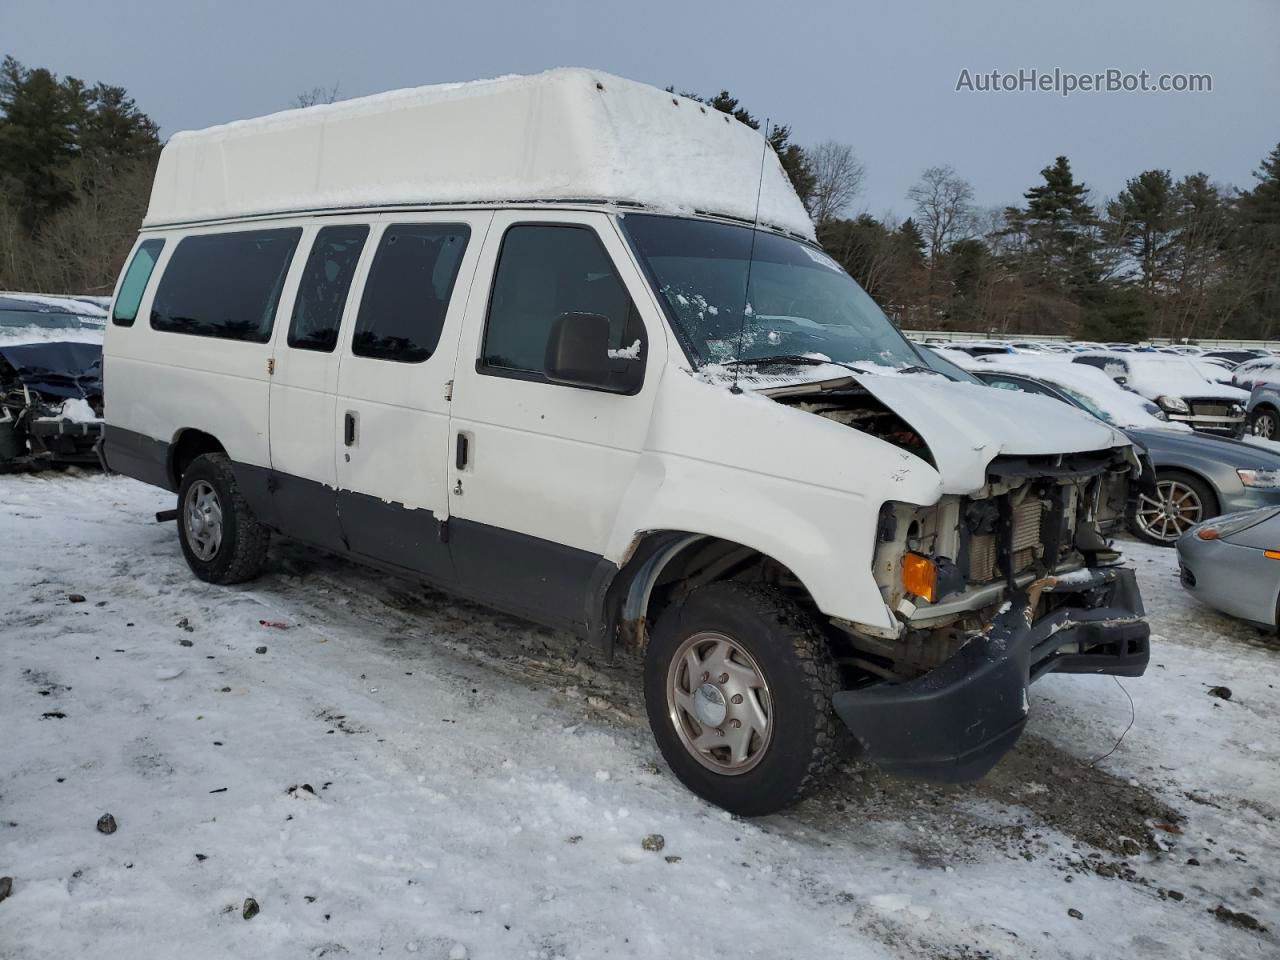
[719,355,872,375]
[719,355,943,378]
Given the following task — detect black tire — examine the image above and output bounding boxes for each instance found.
[1252,406,1280,441]
[1127,469,1218,547]
[176,452,269,584]
[643,582,839,816]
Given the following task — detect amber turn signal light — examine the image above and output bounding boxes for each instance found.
[1196,528,1219,540]
[902,553,937,603]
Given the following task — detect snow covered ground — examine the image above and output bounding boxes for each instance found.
[2,472,1278,959]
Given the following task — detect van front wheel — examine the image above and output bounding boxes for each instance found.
[177,453,269,584]
[643,582,839,816]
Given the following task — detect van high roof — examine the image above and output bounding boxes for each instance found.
[143,67,815,238]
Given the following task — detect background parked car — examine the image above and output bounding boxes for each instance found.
[1178,506,1280,629]
[1231,355,1280,391]
[1246,381,1280,439]
[1072,351,1248,436]
[1201,348,1269,365]
[958,355,1280,545]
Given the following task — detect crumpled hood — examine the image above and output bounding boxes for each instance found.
[0,341,103,399]
[755,366,1130,494]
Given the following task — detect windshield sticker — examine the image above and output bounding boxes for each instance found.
[802,247,841,272]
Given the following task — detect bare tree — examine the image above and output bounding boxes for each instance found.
[806,141,865,226]
[293,84,341,109]
[906,164,976,261]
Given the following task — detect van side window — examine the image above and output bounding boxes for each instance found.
[351,223,470,363]
[112,239,165,327]
[288,224,370,352]
[151,228,302,342]
[481,225,646,388]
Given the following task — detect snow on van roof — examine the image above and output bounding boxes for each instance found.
[144,68,815,238]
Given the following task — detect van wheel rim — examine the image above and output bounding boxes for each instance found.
[1135,480,1203,542]
[1255,415,1275,440]
[184,480,224,561]
[666,631,772,776]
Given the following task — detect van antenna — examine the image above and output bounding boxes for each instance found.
[730,118,771,396]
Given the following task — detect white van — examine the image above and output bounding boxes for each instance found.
[104,69,1150,815]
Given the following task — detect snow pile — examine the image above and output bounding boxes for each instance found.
[56,397,101,423]
[146,68,814,238]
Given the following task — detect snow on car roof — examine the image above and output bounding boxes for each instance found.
[143,68,814,238]
[0,292,107,318]
[1076,351,1248,400]
[972,353,1187,430]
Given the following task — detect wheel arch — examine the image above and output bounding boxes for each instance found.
[168,428,226,489]
[593,531,826,655]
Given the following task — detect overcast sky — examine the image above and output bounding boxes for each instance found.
[4,0,1277,219]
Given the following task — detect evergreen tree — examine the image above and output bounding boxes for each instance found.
[1234,143,1280,335]
[897,218,926,262]
[1107,169,1175,299]
[1079,285,1150,343]
[1239,143,1280,236]
[74,81,160,169]
[1005,156,1100,302]
[0,56,79,228]
[0,55,161,292]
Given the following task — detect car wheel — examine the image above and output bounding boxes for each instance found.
[1128,471,1217,546]
[177,453,269,584]
[1252,408,1279,441]
[643,582,839,816]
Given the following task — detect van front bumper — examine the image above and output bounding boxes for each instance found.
[832,566,1149,783]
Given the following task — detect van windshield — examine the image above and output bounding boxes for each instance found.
[620,214,920,371]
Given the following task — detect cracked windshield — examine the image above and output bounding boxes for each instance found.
[621,213,922,371]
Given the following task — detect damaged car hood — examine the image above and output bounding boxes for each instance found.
[756,367,1130,494]
[0,341,103,399]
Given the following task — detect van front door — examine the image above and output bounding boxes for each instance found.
[446,211,664,631]
[268,220,371,553]
[333,213,490,584]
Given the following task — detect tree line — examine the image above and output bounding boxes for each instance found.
[1,54,1276,343]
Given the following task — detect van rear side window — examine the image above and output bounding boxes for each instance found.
[151,228,302,342]
[112,239,165,327]
[352,223,470,363]
[288,224,370,352]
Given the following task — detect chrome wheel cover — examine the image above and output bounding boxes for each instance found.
[666,631,773,775]
[1135,479,1204,543]
[183,480,224,561]
[1254,414,1276,440]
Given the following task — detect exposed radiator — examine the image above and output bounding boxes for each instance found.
[968,496,1044,583]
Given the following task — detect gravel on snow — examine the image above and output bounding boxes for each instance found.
[1,473,1278,959]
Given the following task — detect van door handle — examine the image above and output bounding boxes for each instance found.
[344,412,356,447]
[455,433,469,470]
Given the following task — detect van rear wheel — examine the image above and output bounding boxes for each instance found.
[176,453,269,584]
[643,582,839,816]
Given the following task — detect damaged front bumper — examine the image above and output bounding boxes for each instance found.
[832,566,1149,783]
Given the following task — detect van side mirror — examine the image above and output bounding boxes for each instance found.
[545,312,635,392]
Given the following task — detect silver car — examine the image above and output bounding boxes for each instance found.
[1177,507,1280,628]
